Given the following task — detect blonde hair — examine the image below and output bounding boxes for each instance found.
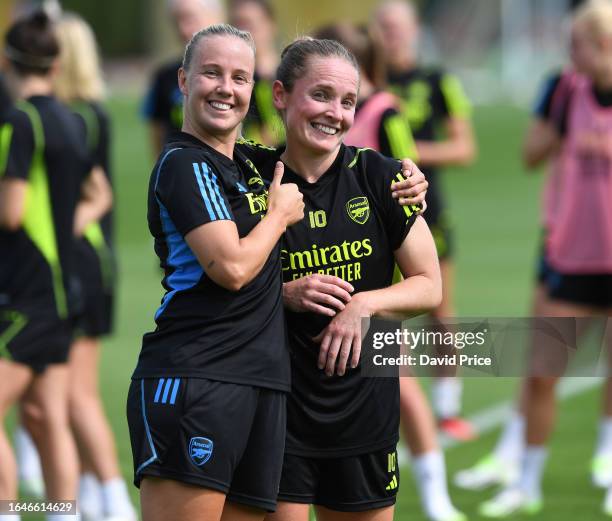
[574,0,612,40]
[54,12,105,102]
[183,24,255,71]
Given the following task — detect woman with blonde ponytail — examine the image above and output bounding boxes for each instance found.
[54,13,136,521]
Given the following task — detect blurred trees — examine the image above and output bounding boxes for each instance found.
[60,0,150,56]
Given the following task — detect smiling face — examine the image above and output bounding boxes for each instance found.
[179,34,254,144]
[274,55,359,157]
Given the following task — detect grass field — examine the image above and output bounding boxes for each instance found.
[13,96,607,520]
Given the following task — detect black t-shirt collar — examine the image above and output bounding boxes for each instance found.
[168,130,239,170]
[277,144,347,187]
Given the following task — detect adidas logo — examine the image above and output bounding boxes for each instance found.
[386,474,398,491]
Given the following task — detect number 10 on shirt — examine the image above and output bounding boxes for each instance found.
[308,210,327,229]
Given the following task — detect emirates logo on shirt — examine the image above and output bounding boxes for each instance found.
[346,196,370,225]
[245,192,268,215]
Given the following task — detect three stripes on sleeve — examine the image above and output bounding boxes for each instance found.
[192,162,231,221]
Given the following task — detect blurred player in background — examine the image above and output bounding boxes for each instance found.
[452,69,579,495]
[373,0,477,442]
[23,12,134,521]
[229,0,284,146]
[142,0,224,156]
[315,22,465,521]
[11,8,118,508]
[471,1,612,516]
[0,10,110,519]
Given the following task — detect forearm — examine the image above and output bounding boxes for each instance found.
[232,211,288,284]
[354,274,442,321]
[74,201,105,236]
[74,184,112,236]
[190,210,288,291]
[522,119,560,169]
[75,167,113,235]
[0,179,27,231]
[415,139,475,167]
[360,216,442,319]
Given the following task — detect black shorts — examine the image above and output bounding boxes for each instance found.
[74,290,114,338]
[277,446,399,512]
[127,377,286,512]
[0,305,72,373]
[542,262,612,309]
[73,241,115,338]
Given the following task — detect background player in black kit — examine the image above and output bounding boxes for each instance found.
[13,12,133,518]
[248,38,441,521]
[373,0,477,442]
[126,25,305,521]
[142,0,224,156]
[0,11,111,514]
[52,12,136,520]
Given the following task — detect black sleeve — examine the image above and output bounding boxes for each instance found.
[531,72,570,136]
[155,149,234,237]
[532,73,563,119]
[142,69,169,123]
[378,108,419,160]
[93,104,111,176]
[433,70,472,121]
[365,150,420,250]
[236,140,278,183]
[0,108,35,181]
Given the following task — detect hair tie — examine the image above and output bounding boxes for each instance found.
[4,44,56,68]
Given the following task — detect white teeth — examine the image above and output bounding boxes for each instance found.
[210,101,231,110]
[312,123,338,135]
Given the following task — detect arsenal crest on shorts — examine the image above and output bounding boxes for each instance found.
[189,436,214,466]
[346,196,370,225]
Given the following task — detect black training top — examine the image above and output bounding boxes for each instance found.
[251,144,420,457]
[133,132,290,392]
[0,96,91,318]
[72,100,113,245]
[142,59,183,144]
[387,67,471,228]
